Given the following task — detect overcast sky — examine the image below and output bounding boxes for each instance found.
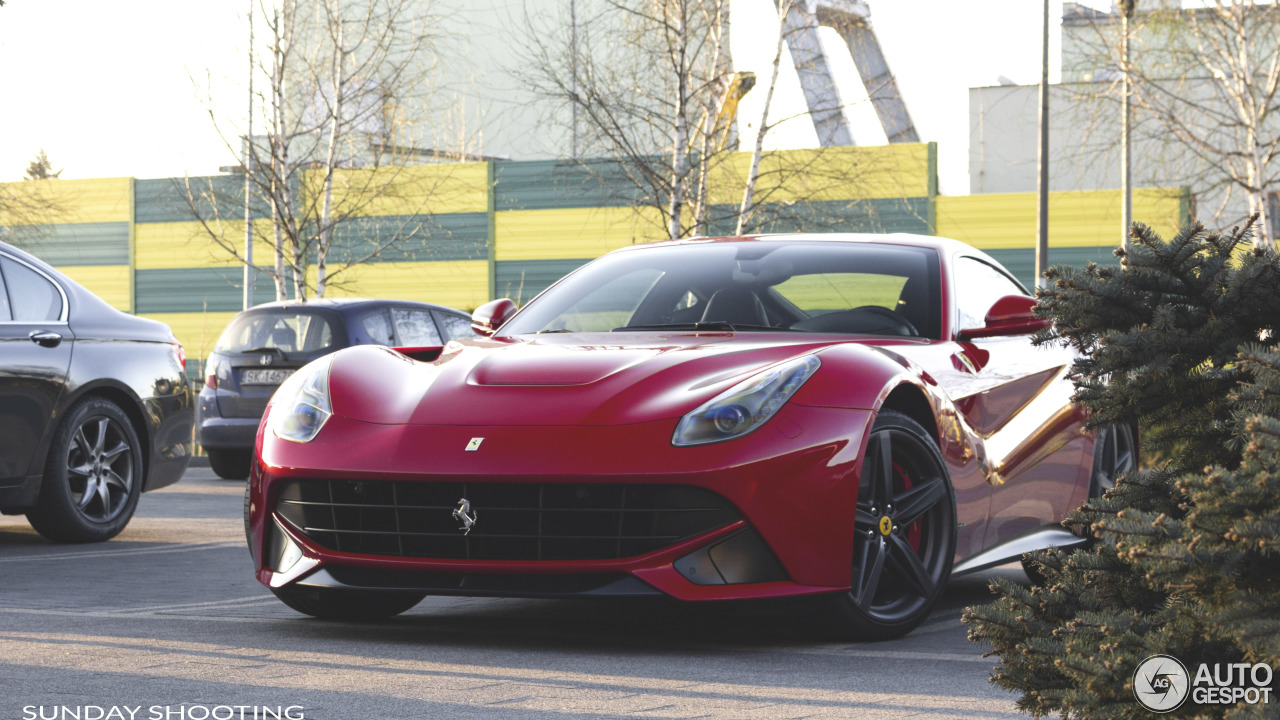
[0,1,1113,195]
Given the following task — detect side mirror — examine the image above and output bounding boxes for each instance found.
[471,298,518,337]
[957,295,1050,341]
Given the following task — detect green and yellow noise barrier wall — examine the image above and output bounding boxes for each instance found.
[0,143,1188,368]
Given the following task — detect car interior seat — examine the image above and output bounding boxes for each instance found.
[268,326,297,350]
[700,286,770,327]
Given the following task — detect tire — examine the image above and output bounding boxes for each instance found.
[824,410,957,640]
[208,449,252,480]
[271,586,426,621]
[1020,423,1136,583]
[26,397,145,543]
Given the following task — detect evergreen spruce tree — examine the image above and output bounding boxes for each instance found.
[964,221,1280,719]
[24,149,61,181]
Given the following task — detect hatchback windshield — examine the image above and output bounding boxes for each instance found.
[501,241,942,339]
[214,311,337,355]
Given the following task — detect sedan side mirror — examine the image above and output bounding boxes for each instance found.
[472,298,518,337]
[957,295,1050,341]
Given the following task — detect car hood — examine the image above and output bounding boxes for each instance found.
[326,332,851,426]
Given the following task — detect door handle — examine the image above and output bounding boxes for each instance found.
[29,330,63,348]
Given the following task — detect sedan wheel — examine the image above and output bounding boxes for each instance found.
[826,410,956,640]
[27,398,144,543]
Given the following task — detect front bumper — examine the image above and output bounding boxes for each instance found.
[248,404,874,602]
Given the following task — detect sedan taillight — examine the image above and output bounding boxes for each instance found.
[172,341,186,371]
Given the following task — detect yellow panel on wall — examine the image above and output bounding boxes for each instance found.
[706,144,934,205]
[495,206,668,262]
[58,265,131,311]
[314,261,489,311]
[138,311,239,361]
[936,187,1187,250]
[306,162,490,218]
[0,177,133,225]
[135,220,278,270]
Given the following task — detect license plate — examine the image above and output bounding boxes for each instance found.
[241,368,294,385]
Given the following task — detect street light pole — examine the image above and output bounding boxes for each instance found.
[1035,0,1051,290]
[1120,0,1135,252]
[243,0,255,311]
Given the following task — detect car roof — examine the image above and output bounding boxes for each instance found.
[241,297,467,316]
[621,232,985,257]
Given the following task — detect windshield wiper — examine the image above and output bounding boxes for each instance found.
[535,328,575,334]
[613,322,793,332]
[239,346,290,360]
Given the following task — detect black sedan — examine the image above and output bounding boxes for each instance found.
[0,241,193,543]
[197,298,478,479]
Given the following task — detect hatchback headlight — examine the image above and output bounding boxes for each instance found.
[269,358,333,443]
[672,355,821,446]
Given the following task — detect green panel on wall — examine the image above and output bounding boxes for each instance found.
[325,213,489,263]
[986,245,1120,290]
[136,267,279,313]
[705,197,932,236]
[6,222,129,266]
[494,259,591,304]
[135,176,271,224]
[494,159,651,211]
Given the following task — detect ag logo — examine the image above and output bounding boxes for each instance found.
[1133,654,1190,712]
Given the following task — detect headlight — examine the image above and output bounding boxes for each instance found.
[269,357,333,443]
[672,355,821,446]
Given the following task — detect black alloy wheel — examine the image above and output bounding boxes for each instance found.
[27,397,144,543]
[827,410,956,640]
[1091,423,1137,496]
[271,586,427,621]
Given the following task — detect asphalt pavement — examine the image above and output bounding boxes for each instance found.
[0,465,1028,719]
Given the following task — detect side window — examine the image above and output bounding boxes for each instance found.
[391,307,442,346]
[358,308,395,345]
[1,258,62,322]
[953,257,1027,333]
[0,261,12,321]
[435,311,478,340]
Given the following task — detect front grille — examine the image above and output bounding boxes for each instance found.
[275,479,741,561]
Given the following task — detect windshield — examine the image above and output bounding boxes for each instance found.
[501,241,942,339]
[214,310,337,355]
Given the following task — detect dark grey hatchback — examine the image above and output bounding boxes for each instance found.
[197,298,478,479]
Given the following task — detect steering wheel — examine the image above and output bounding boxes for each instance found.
[849,305,919,336]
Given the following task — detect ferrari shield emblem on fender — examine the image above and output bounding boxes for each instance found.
[465,437,484,451]
[453,498,478,535]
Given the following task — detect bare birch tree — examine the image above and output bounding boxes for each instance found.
[190,0,447,301]
[1064,0,1280,247]
[518,0,738,240]
[518,0,904,241]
